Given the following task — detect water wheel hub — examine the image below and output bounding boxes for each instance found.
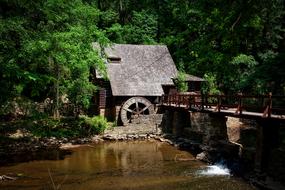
[120,97,154,126]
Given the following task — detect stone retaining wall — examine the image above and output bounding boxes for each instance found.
[103,114,163,140]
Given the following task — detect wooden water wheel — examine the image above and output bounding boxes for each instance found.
[120,97,154,126]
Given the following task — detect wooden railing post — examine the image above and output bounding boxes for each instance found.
[235,93,243,115]
[214,94,221,112]
[201,93,205,110]
[263,92,272,118]
[188,95,192,109]
[182,95,187,108]
[218,95,221,112]
[240,93,243,114]
[261,95,265,111]
[268,92,272,118]
[205,94,209,108]
[176,94,179,107]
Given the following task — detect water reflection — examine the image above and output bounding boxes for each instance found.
[0,141,255,190]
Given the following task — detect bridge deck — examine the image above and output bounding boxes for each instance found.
[161,94,285,121]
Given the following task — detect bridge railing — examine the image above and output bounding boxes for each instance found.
[161,93,285,118]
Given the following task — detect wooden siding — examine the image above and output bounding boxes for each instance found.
[99,89,106,108]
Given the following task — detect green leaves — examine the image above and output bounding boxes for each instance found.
[202,73,220,95]
[175,72,188,93]
[0,0,108,111]
[229,54,258,92]
[105,10,158,44]
[231,54,258,67]
[157,0,285,95]
[79,115,108,134]
[1,0,284,113]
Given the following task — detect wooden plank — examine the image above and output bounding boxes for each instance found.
[99,89,106,108]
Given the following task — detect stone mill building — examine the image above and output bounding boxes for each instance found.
[92,43,204,126]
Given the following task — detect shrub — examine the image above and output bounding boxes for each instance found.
[80,115,108,134]
[30,118,81,138]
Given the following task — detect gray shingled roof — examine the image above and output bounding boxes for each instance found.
[94,44,178,96]
[184,74,205,82]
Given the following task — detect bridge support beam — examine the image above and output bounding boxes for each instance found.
[172,110,190,137]
[161,109,191,136]
[161,109,174,133]
[255,120,280,175]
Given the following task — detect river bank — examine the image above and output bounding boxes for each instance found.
[1,121,284,190]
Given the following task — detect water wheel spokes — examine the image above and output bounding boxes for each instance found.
[123,107,135,114]
[120,97,154,126]
[137,104,151,115]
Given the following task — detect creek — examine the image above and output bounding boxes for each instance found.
[0,141,256,190]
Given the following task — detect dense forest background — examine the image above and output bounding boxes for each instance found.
[1,0,285,115]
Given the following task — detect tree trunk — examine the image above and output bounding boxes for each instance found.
[49,56,60,119]
[54,62,60,119]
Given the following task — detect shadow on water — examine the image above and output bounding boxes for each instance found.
[0,135,72,166]
[0,149,72,167]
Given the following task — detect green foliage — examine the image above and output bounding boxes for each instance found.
[157,0,285,95]
[0,115,113,139]
[0,118,82,138]
[1,0,285,119]
[30,117,108,138]
[105,10,158,44]
[175,72,188,92]
[0,0,108,113]
[123,10,158,44]
[228,54,258,92]
[79,115,108,134]
[202,73,221,95]
[30,119,71,138]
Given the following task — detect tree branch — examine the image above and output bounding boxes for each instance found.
[231,13,242,31]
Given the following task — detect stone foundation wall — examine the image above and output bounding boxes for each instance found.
[227,117,285,186]
[103,114,164,140]
[226,117,257,165]
[188,112,228,144]
[161,110,239,163]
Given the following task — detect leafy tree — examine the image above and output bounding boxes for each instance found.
[96,0,159,44]
[159,0,285,95]
[1,0,285,120]
[228,54,258,93]
[0,0,108,118]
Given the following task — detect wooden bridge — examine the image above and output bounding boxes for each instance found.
[161,93,285,121]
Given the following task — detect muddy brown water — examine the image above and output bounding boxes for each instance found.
[0,141,255,190]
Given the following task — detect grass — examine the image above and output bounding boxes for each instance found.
[0,115,113,139]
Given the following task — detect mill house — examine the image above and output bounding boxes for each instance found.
[92,44,204,126]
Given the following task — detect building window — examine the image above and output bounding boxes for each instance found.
[107,56,121,63]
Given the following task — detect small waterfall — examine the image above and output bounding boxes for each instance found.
[199,165,230,176]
